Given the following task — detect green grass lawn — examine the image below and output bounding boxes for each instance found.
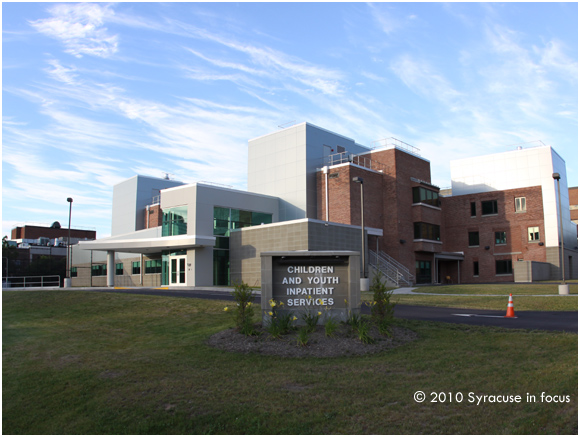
[3,290,578,434]
[363,283,578,311]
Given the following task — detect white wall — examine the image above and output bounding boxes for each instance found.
[248,122,370,221]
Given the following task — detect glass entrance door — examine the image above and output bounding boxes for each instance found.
[170,256,187,285]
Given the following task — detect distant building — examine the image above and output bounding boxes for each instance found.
[4,223,96,282]
[569,187,578,225]
[72,122,577,288]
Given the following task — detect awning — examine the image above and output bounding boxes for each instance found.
[77,227,215,254]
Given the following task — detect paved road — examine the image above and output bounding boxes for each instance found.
[85,287,577,333]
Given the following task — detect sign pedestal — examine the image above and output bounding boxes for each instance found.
[261,251,361,325]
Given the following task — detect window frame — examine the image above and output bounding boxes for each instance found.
[515,197,526,213]
[481,200,498,216]
[528,226,540,242]
[413,222,441,242]
[468,231,480,247]
[495,231,507,245]
[115,262,124,276]
[495,259,513,276]
[132,261,141,275]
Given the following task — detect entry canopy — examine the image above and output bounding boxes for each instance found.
[77,227,215,254]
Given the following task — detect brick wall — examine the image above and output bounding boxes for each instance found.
[441,186,546,283]
[317,148,441,279]
[11,225,96,240]
[145,204,163,229]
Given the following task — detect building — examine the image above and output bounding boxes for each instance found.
[4,223,96,282]
[72,122,577,288]
[569,187,578,225]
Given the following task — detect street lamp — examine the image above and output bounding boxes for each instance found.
[552,173,568,295]
[65,197,73,288]
[352,177,368,291]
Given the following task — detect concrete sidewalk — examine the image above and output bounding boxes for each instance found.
[392,287,578,297]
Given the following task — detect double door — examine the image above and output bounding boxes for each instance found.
[170,255,187,286]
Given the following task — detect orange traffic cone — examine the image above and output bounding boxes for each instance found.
[505,293,516,318]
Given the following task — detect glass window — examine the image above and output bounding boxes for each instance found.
[132,261,140,275]
[162,206,188,237]
[415,260,432,284]
[91,264,107,276]
[496,260,513,275]
[515,197,526,212]
[413,222,441,241]
[213,207,272,236]
[468,231,479,246]
[470,202,476,217]
[213,207,231,236]
[145,259,162,274]
[412,187,439,207]
[528,226,540,242]
[495,231,507,245]
[115,263,123,275]
[473,261,479,277]
[482,200,498,216]
[71,267,78,277]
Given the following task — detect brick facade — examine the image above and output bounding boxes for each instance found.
[315,147,564,284]
[11,225,96,241]
[569,187,578,224]
[441,186,546,283]
[145,204,163,229]
[317,147,442,283]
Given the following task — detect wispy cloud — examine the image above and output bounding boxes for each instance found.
[30,3,118,58]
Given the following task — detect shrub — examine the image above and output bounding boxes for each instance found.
[225,281,257,335]
[368,270,396,336]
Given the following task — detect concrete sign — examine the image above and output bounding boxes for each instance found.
[261,251,361,325]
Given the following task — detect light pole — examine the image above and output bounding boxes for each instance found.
[65,197,73,288]
[352,177,368,291]
[552,173,568,295]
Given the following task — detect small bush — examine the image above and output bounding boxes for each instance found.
[226,281,257,335]
[368,270,396,335]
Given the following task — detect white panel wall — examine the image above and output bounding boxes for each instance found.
[248,122,370,221]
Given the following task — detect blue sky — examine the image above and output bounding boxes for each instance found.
[3,2,578,238]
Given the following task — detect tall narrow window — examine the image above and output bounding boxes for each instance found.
[115,263,123,275]
[468,231,479,247]
[495,231,507,245]
[132,261,140,275]
[515,197,526,212]
[470,202,476,217]
[473,261,479,277]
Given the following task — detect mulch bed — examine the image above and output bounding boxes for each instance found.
[207,324,418,358]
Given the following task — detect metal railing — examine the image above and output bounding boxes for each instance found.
[324,152,391,174]
[371,137,421,156]
[369,250,414,287]
[2,275,61,289]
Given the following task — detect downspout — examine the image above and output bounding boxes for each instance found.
[323,166,329,221]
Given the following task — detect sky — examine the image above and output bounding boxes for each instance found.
[2,2,578,239]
